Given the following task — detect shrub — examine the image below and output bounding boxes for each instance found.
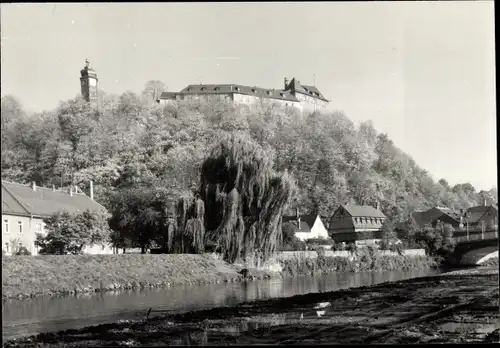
[15,247,31,256]
[305,237,335,245]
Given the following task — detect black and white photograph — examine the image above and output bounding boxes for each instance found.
[1,1,498,346]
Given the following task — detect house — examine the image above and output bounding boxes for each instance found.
[282,212,329,241]
[158,77,329,113]
[464,205,498,230]
[410,206,463,229]
[328,204,387,245]
[1,180,114,256]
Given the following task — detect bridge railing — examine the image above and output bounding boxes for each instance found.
[453,230,498,243]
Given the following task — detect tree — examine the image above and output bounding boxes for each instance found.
[379,219,397,250]
[142,80,166,104]
[108,186,173,253]
[36,210,111,255]
[187,134,297,264]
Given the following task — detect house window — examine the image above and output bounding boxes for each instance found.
[36,223,42,233]
[354,218,358,223]
[17,221,23,234]
[4,243,9,253]
[3,219,8,233]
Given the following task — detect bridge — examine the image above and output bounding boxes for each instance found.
[449,230,498,266]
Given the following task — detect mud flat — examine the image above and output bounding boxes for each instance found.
[4,267,499,346]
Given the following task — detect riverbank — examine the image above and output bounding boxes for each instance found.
[1,254,253,300]
[2,252,437,300]
[4,267,498,346]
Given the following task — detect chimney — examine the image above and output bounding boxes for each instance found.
[284,77,289,89]
[32,181,36,191]
[90,180,94,200]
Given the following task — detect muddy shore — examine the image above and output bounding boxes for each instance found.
[4,266,498,346]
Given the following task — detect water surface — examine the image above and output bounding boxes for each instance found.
[2,268,440,341]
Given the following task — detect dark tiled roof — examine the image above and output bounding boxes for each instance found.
[161,84,300,102]
[411,211,429,228]
[282,214,318,233]
[341,204,386,218]
[465,212,486,224]
[285,78,329,102]
[1,181,106,218]
[467,205,498,214]
[158,92,177,100]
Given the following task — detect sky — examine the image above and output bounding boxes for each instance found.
[1,2,496,190]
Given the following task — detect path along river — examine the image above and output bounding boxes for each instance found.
[2,268,442,341]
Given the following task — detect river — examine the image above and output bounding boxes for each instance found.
[2,268,441,341]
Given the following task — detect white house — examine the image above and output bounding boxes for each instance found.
[2,180,117,255]
[282,213,330,241]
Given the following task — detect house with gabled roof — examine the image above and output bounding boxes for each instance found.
[464,205,498,230]
[282,211,329,241]
[411,206,463,229]
[328,203,387,245]
[158,76,329,113]
[1,180,113,255]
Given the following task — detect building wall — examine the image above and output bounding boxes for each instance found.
[2,214,44,256]
[294,216,330,241]
[294,92,328,113]
[82,244,117,255]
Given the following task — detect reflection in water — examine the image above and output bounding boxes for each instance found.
[2,268,439,341]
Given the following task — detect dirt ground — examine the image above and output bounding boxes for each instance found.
[4,267,499,347]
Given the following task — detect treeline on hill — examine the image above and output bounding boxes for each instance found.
[1,81,497,257]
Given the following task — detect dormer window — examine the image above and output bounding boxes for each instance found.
[235,87,240,91]
[267,91,272,96]
[214,87,219,91]
[187,88,192,92]
[280,93,286,98]
[251,88,256,93]
[201,87,206,91]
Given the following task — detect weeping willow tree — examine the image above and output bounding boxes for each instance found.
[172,194,206,254]
[180,133,296,264]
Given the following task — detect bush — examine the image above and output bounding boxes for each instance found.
[305,237,335,245]
[15,247,31,256]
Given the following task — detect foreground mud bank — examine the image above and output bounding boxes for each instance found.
[4,267,498,347]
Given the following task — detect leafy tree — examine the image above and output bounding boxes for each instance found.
[142,80,166,104]
[108,186,172,254]
[36,210,111,255]
[188,134,297,263]
[379,219,397,250]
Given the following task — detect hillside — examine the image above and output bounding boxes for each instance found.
[1,91,497,223]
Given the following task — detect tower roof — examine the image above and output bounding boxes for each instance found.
[80,59,97,79]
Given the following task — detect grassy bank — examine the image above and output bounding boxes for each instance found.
[2,254,248,300]
[3,250,438,300]
[279,248,437,277]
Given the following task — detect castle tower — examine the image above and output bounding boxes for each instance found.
[80,59,98,104]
